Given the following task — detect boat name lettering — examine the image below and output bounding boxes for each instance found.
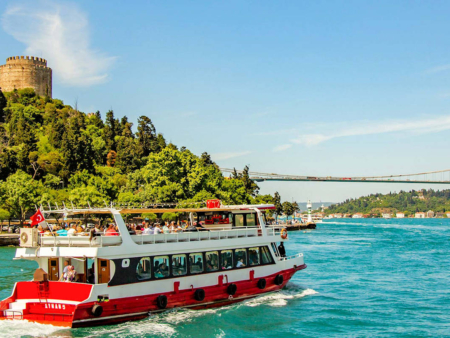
[44,303,66,310]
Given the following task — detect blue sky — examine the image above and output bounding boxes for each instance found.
[1,0,450,204]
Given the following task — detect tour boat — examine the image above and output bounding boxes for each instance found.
[0,201,306,328]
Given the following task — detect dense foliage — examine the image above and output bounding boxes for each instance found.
[0,89,273,223]
[325,189,450,216]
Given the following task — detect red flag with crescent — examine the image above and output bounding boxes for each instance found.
[30,210,45,226]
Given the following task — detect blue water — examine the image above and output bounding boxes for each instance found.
[1,218,450,337]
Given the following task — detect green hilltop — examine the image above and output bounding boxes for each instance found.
[324,189,450,216]
[0,88,273,223]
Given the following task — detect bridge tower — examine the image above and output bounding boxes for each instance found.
[0,56,52,97]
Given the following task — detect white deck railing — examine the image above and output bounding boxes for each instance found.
[131,228,259,245]
[38,226,284,247]
[39,234,122,247]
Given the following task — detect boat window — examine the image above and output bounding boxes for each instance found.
[154,256,170,278]
[246,214,257,226]
[189,253,204,274]
[172,254,187,276]
[248,247,260,266]
[261,246,274,264]
[221,250,233,270]
[206,251,219,271]
[235,214,244,227]
[136,257,151,281]
[235,249,247,268]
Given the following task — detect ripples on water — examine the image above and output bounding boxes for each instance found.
[1,218,449,337]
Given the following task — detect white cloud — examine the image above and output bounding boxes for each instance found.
[2,0,116,86]
[212,151,251,161]
[265,115,450,150]
[273,144,292,152]
[289,115,450,146]
[424,64,450,74]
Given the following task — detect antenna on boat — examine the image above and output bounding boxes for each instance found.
[71,201,74,210]
[55,202,59,210]
[62,201,66,209]
[104,200,108,208]
[34,204,38,211]
[88,201,91,209]
[47,202,52,211]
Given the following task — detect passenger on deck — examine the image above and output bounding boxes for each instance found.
[93,224,102,236]
[105,224,118,236]
[143,224,153,235]
[154,224,162,234]
[65,265,77,282]
[56,226,67,237]
[67,224,77,236]
[278,242,286,257]
[37,225,44,234]
[168,221,176,233]
[195,221,206,231]
[59,260,70,281]
[162,223,170,234]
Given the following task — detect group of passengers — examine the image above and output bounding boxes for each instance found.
[126,220,206,235]
[35,222,120,237]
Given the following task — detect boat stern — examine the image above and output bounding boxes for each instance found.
[0,281,93,327]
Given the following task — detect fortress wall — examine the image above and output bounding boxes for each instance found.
[0,56,52,97]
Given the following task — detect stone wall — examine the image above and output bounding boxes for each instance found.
[0,56,52,97]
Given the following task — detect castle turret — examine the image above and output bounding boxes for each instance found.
[0,56,52,97]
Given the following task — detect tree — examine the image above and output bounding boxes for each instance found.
[142,213,157,222]
[282,201,295,220]
[162,212,178,222]
[0,209,10,233]
[104,110,117,151]
[273,192,282,222]
[137,116,157,156]
[0,89,6,123]
[0,171,43,225]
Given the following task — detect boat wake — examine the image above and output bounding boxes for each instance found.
[244,285,317,308]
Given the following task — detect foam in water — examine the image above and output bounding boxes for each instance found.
[244,287,318,308]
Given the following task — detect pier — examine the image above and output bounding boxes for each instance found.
[0,234,19,246]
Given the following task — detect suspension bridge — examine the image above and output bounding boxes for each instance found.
[220,168,450,184]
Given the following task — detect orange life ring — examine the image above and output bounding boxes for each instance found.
[280,228,288,240]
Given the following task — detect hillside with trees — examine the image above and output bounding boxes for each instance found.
[0,88,274,224]
[325,189,450,216]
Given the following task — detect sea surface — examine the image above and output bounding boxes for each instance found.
[1,218,449,337]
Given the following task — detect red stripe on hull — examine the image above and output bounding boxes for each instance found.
[1,265,306,328]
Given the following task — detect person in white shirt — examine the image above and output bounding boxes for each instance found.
[143,224,153,235]
[162,223,170,234]
[67,225,77,236]
[152,224,161,234]
[59,260,70,281]
[236,258,245,268]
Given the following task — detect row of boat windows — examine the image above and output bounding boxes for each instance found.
[134,246,274,281]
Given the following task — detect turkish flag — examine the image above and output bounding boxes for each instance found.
[30,210,45,226]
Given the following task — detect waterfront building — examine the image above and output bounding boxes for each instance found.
[415,212,426,218]
[396,212,405,218]
[352,213,363,218]
[382,213,392,219]
[426,210,435,218]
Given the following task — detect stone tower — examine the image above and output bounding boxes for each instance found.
[0,56,52,97]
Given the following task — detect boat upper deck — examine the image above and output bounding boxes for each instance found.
[21,203,286,250]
